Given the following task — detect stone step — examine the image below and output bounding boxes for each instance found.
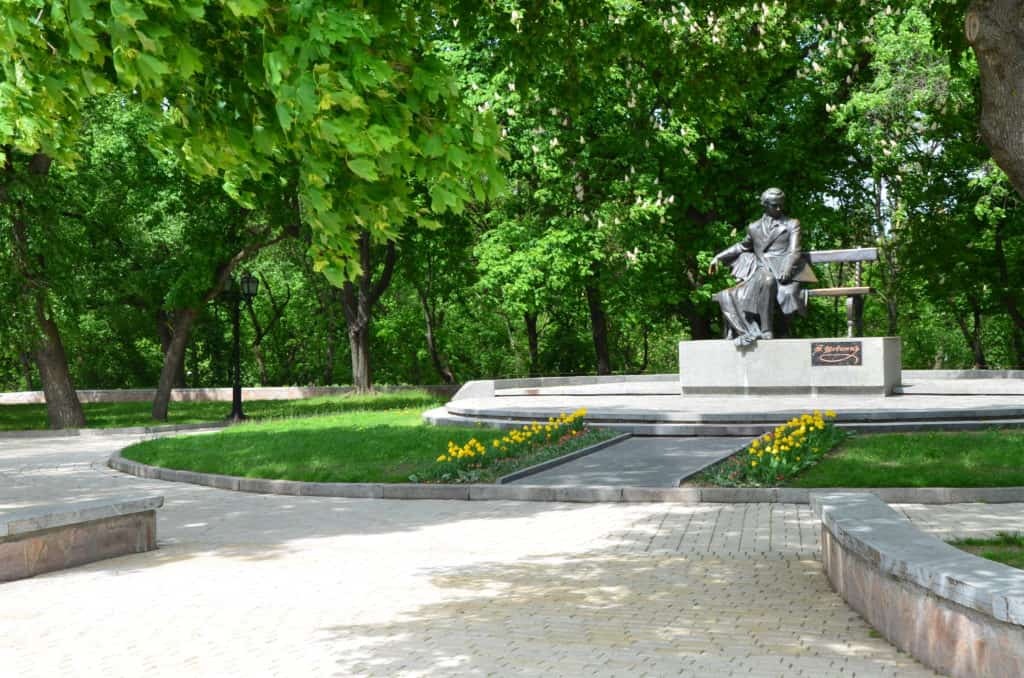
[425,407,1024,437]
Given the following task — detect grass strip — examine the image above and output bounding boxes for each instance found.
[0,390,443,431]
[786,429,1024,488]
[121,407,616,484]
[949,532,1024,570]
[692,428,1024,489]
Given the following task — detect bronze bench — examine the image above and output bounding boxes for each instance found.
[805,247,878,337]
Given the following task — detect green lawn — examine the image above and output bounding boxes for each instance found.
[787,429,1024,487]
[0,391,444,431]
[949,533,1024,570]
[120,407,615,484]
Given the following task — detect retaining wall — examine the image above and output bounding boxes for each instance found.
[0,384,459,405]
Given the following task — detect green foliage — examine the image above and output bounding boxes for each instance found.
[1,1,506,281]
[6,0,1024,395]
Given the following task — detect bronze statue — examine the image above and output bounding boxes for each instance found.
[708,188,814,346]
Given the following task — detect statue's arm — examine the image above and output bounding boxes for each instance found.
[712,232,753,263]
[708,230,752,275]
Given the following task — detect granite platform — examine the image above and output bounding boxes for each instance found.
[425,371,1024,436]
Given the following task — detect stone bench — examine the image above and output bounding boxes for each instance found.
[0,496,163,583]
[806,247,878,337]
[811,492,1024,677]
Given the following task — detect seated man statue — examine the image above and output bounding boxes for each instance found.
[707,188,814,346]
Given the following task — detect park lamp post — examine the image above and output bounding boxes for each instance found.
[227,271,259,422]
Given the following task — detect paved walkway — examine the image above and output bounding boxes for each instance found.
[10,434,1024,677]
[511,436,747,487]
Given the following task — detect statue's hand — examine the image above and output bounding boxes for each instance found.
[708,258,719,275]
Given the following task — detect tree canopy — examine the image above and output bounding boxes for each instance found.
[4,0,1024,425]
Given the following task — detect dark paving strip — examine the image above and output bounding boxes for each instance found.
[512,436,749,488]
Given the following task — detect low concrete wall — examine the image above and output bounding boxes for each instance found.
[0,384,459,405]
[812,492,1024,678]
[0,496,163,583]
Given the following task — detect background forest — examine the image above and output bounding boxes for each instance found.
[3,0,1022,402]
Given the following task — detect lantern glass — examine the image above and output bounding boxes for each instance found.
[241,272,259,299]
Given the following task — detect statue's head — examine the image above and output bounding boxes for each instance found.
[760,187,785,217]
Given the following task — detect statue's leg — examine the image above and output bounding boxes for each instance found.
[775,310,790,338]
[715,288,752,339]
[753,270,777,337]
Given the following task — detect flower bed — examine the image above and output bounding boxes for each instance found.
[417,408,595,483]
[697,410,845,487]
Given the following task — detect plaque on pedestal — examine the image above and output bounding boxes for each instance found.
[678,337,901,396]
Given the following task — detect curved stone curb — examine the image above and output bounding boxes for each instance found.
[0,421,229,440]
[496,433,632,484]
[107,450,1024,504]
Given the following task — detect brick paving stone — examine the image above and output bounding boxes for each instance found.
[0,433,980,677]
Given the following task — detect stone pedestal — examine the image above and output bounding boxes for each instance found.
[679,337,901,396]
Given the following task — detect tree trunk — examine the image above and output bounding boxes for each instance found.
[639,325,650,373]
[584,282,612,375]
[7,154,85,428]
[418,287,455,384]
[152,308,197,420]
[340,233,397,394]
[970,303,987,369]
[157,311,187,388]
[679,253,715,339]
[993,222,1024,367]
[967,1,1024,198]
[524,311,540,376]
[34,313,86,429]
[1011,326,1024,370]
[886,298,899,337]
[348,323,372,393]
[683,306,715,340]
[950,297,987,369]
[252,343,268,385]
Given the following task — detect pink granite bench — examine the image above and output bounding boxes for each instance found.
[1,496,162,583]
[812,492,1024,677]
